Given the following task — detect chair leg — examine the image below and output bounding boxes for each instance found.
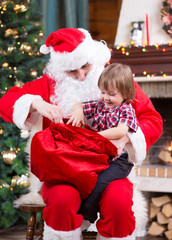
[37,213,44,240]
[26,211,36,240]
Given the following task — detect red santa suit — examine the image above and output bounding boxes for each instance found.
[0,28,162,240]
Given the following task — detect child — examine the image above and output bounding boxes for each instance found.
[66,62,139,223]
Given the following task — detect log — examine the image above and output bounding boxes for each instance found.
[151,195,171,207]
[168,218,172,230]
[158,150,172,163]
[157,212,169,224]
[162,203,172,218]
[149,203,160,219]
[147,221,166,236]
[164,229,172,240]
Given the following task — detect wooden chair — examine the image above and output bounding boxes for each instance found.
[20,204,45,240]
[20,204,97,240]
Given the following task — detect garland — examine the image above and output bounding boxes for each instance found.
[161,0,172,38]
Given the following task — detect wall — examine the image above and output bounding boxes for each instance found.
[115,0,171,46]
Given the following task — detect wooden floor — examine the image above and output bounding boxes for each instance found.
[0,224,166,240]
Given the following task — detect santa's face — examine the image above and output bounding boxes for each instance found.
[44,61,105,116]
[65,63,92,81]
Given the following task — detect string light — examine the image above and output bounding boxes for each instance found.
[113,43,171,77]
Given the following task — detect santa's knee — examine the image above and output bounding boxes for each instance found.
[97,179,135,238]
[100,178,133,214]
[42,183,83,231]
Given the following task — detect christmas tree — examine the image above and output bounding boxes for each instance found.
[0,0,46,228]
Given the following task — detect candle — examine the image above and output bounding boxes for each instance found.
[146,13,149,45]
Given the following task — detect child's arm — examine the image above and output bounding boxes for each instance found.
[98,123,129,140]
[99,124,129,156]
[66,102,84,126]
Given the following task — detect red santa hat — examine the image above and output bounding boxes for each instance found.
[40,28,111,71]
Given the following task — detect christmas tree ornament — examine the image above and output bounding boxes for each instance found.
[20,42,32,52]
[0,179,10,188]
[7,45,16,53]
[30,70,38,77]
[14,4,29,13]
[18,175,30,188]
[11,175,20,187]
[2,62,9,68]
[1,1,10,7]
[15,80,24,88]
[39,32,44,37]
[3,150,17,165]
[0,128,4,134]
[5,28,18,37]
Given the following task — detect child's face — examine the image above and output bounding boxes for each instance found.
[100,87,124,108]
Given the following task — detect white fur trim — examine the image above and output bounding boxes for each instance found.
[132,189,148,237]
[40,44,50,54]
[125,127,146,165]
[49,28,111,72]
[43,222,81,240]
[13,94,43,130]
[13,191,45,208]
[96,231,136,240]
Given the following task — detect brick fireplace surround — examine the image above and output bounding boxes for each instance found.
[111,45,172,193]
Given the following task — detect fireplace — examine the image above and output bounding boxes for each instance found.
[110,45,172,193]
[145,98,172,166]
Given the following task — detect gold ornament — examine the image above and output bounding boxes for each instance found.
[20,43,32,52]
[1,1,10,7]
[0,179,10,188]
[0,128,4,134]
[2,62,9,68]
[14,4,29,13]
[3,150,16,165]
[11,175,20,187]
[18,175,30,188]
[5,28,18,37]
[39,32,44,37]
[30,70,38,77]
[15,80,24,88]
[7,45,16,53]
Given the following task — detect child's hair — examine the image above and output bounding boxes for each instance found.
[98,62,135,103]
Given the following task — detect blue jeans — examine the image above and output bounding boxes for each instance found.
[79,153,133,223]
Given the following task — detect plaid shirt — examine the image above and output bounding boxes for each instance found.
[83,100,138,161]
[83,100,138,133]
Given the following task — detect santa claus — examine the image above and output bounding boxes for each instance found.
[0,28,162,240]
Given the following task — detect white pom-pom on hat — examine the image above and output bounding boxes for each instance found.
[40,44,50,54]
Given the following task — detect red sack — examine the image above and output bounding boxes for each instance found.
[31,122,117,199]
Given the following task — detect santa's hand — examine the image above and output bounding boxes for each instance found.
[30,99,63,123]
[110,135,130,156]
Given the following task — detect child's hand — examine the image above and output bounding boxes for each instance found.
[65,102,84,126]
[65,108,84,127]
[31,99,63,124]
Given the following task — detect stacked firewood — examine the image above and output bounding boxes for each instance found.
[148,195,172,239]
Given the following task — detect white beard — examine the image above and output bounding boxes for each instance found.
[44,63,104,116]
